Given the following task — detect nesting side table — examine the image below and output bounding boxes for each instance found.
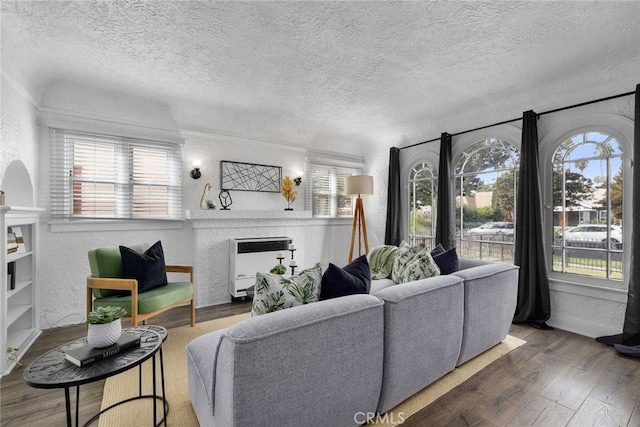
[24,325,168,427]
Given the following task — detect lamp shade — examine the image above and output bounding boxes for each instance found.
[345,175,374,197]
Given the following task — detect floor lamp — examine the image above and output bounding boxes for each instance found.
[346,175,373,263]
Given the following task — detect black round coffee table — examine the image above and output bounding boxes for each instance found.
[24,325,168,427]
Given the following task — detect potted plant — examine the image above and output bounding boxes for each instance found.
[281,176,297,210]
[87,306,127,348]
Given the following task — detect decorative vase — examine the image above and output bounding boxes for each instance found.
[87,319,122,348]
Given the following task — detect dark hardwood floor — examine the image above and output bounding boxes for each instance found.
[2,303,639,427]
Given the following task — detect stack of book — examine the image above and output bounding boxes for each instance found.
[65,332,140,367]
[6,226,25,254]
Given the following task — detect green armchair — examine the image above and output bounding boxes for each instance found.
[86,243,195,327]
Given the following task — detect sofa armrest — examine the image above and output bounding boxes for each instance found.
[186,328,228,418]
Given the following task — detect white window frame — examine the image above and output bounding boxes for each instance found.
[49,128,183,226]
[305,152,364,218]
[408,162,438,248]
[539,113,634,293]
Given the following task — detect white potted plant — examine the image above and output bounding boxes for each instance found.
[87,306,127,348]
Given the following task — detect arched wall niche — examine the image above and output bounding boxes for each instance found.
[1,159,34,207]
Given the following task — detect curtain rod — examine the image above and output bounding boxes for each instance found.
[399,88,636,151]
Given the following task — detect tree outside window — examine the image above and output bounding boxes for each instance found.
[454,138,519,262]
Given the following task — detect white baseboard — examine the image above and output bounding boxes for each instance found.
[547,312,621,339]
[42,311,86,329]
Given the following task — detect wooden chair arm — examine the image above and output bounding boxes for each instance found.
[87,276,138,292]
[165,264,194,284]
[86,276,139,330]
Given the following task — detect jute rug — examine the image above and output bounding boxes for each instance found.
[99,313,525,426]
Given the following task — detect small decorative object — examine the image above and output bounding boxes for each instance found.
[219,189,232,210]
[289,258,298,275]
[281,176,297,210]
[271,251,287,274]
[86,306,127,348]
[0,190,5,205]
[270,264,287,274]
[200,183,215,210]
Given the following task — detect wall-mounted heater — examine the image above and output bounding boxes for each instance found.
[229,237,292,298]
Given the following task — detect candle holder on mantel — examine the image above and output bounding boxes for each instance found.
[288,243,297,274]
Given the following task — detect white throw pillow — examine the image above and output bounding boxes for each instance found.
[252,263,322,316]
[392,241,440,284]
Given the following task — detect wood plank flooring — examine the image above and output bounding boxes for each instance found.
[2,303,639,427]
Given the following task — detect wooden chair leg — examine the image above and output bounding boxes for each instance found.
[190,297,196,327]
[86,287,93,331]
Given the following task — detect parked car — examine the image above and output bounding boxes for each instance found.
[559,224,623,249]
[467,222,514,238]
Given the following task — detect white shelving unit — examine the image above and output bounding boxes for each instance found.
[1,206,43,376]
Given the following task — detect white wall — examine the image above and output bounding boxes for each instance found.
[1,74,39,206]
[32,83,362,327]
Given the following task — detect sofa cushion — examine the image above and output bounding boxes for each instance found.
[392,241,440,284]
[119,240,168,293]
[431,246,460,275]
[367,245,398,279]
[252,263,322,316]
[320,255,371,300]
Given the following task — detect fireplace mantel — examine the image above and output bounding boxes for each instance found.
[185,209,312,228]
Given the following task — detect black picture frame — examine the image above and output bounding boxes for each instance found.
[220,161,282,193]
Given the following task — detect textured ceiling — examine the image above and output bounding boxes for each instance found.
[2,1,639,156]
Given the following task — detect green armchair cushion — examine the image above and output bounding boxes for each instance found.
[88,242,150,298]
[93,281,194,315]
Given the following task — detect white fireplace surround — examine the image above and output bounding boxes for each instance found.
[186,209,354,307]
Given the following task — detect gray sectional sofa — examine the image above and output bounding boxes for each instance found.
[186,257,519,427]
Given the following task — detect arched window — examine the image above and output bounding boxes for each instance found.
[454,138,519,262]
[551,131,624,282]
[408,162,437,247]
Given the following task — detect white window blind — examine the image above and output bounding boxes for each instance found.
[306,163,360,217]
[50,128,182,221]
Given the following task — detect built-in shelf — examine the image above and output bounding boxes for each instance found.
[7,304,32,327]
[2,206,43,376]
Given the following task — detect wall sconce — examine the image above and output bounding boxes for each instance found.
[190,160,202,179]
[293,170,303,186]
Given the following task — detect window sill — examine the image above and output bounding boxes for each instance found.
[548,275,627,303]
[48,219,185,233]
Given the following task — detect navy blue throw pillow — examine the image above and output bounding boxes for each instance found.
[431,246,460,275]
[120,240,168,293]
[320,255,372,300]
[430,243,446,257]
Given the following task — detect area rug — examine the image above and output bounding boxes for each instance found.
[99,313,525,426]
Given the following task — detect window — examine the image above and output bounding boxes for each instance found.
[408,162,437,247]
[50,129,182,221]
[454,138,519,262]
[306,163,360,217]
[551,131,624,282]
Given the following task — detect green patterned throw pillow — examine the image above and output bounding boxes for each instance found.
[252,263,323,316]
[392,241,440,284]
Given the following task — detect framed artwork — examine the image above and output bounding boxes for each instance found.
[220,161,282,193]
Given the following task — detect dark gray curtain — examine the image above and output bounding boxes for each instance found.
[597,84,640,356]
[513,110,551,325]
[385,147,401,246]
[435,132,455,249]
[622,85,640,346]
